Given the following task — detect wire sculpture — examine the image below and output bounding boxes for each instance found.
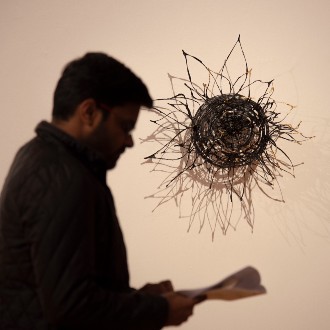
[142,36,312,239]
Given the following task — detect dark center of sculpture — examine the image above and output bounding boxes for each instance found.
[192,94,269,168]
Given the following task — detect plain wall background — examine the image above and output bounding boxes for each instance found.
[1,1,330,329]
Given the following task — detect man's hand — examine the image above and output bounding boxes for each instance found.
[163,292,198,326]
[139,280,174,295]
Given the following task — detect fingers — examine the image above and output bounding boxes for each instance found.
[194,294,207,304]
[163,292,196,326]
[159,280,174,292]
[139,280,174,294]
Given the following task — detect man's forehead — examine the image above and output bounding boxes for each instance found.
[113,103,140,118]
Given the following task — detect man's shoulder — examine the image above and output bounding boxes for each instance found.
[15,135,77,172]
[7,136,88,190]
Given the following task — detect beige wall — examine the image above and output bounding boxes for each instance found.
[1,1,330,329]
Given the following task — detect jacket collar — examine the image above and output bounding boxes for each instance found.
[35,121,107,184]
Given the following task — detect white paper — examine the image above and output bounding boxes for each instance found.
[177,266,266,301]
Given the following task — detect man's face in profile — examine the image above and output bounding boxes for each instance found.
[86,103,140,169]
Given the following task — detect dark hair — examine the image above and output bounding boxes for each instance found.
[52,52,153,120]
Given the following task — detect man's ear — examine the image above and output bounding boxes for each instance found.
[76,98,102,128]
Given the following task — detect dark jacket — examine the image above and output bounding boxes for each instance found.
[0,121,168,329]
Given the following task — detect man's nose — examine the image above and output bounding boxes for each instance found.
[126,134,134,148]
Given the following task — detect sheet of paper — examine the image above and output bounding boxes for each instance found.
[177,266,266,301]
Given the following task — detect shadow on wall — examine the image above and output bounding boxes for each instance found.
[263,116,330,248]
[140,37,313,240]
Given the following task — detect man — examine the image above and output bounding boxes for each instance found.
[0,53,199,329]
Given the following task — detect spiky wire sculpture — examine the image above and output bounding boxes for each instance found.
[142,36,311,239]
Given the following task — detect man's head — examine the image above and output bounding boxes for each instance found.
[52,52,152,120]
[52,53,153,169]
